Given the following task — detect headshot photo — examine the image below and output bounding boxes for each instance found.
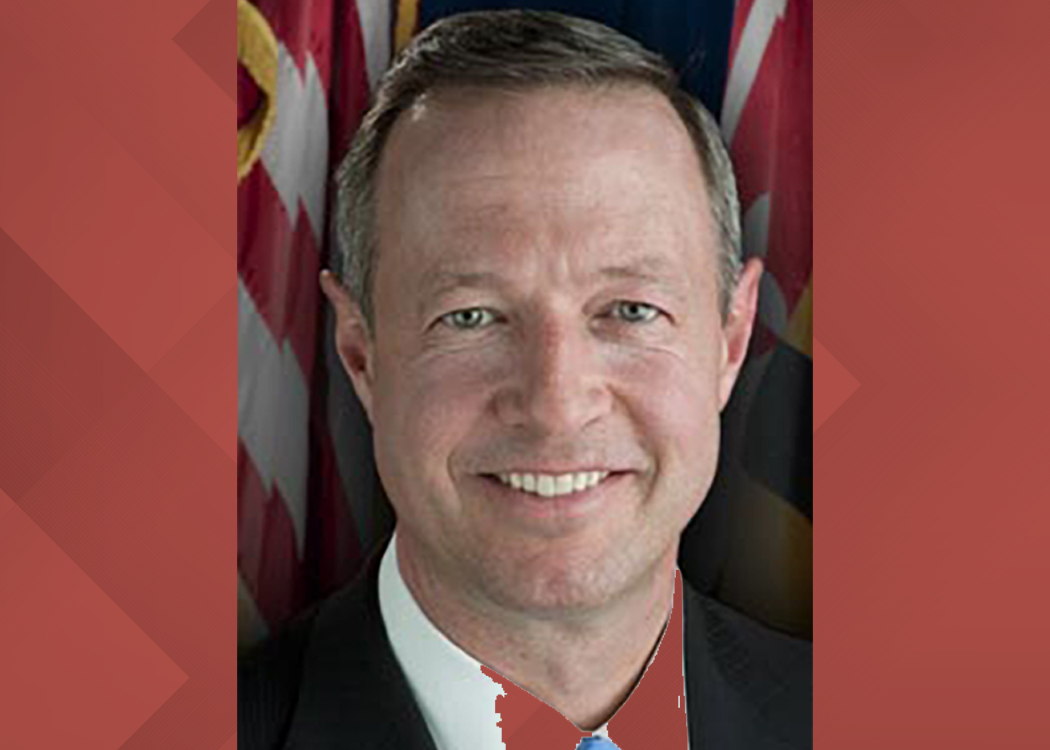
[237,3,812,750]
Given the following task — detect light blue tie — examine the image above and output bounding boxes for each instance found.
[576,737,620,750]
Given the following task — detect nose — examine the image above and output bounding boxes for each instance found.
[494,314,612,436]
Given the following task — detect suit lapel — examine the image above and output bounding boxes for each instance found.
[284,554,439,750]
[683,582,812,750]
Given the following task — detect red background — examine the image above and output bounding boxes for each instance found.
[0,0,235,747]
[816,1,1050,747]
[1,0,1050,747]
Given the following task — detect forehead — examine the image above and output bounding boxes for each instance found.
[373,84,716,286]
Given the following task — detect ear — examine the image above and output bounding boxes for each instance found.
[717,258,763,410]
[320,270,376,421]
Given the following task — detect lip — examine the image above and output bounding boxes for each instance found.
[483,467,619,476]
[472,470,632,520]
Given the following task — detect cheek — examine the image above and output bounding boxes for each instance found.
[372,348,504,483]
[610,347,722,482]
[610,337,722,417]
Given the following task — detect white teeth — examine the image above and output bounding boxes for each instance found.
[494,471,611,497]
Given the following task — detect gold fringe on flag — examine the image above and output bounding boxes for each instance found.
[237,0,279,183]
[394,0,421,54]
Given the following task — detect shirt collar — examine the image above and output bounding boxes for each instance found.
[379,533,508,750]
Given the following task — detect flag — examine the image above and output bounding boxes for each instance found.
[237,0,397,647]
[723,0,812,355]
[692,0,813,633]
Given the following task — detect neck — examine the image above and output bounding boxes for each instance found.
[396,535,678,730]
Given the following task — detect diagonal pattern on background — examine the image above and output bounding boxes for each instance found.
[0,0,236,747]
[0,489,187,749]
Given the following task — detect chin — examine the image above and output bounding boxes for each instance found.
[470,538,657,616]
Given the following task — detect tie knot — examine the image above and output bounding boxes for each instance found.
[576,737,620,750]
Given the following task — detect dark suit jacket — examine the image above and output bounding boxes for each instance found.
[240,553,811,750]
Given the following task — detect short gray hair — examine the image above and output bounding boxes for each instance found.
[333,9,742,329]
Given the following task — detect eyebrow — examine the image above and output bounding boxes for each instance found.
[420,270,507,300]
[416,270,506,320]
[417,255,688,314]
[595,256,680,284]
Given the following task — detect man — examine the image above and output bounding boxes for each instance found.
[240,10,811,750]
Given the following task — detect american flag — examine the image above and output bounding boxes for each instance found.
[237,0,406,646]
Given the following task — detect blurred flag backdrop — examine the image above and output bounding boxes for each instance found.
[237,0,812,647]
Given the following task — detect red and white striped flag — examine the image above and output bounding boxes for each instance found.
[236,0,398,646]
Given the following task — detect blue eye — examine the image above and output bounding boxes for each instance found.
[610,300,661,324]
[440,307,496,330]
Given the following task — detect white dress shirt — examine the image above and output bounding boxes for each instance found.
[378,533,683,750]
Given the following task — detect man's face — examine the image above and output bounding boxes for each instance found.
[330,86,758,616]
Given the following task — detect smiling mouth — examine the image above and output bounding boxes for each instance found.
[486,471,614,498]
